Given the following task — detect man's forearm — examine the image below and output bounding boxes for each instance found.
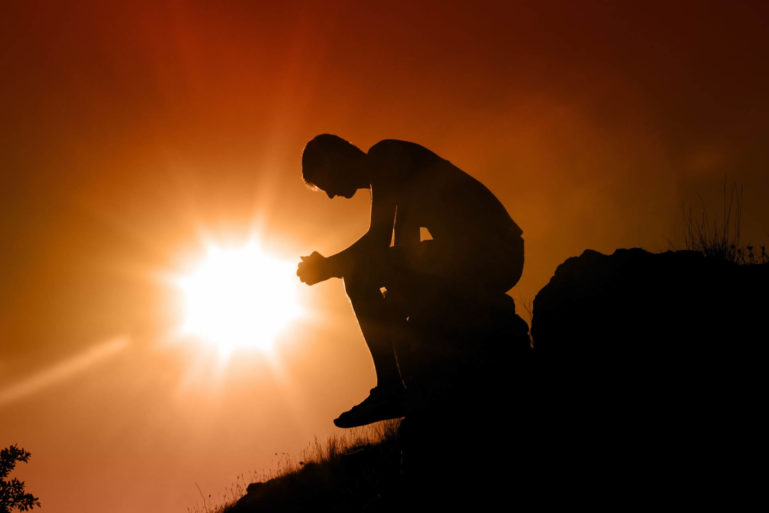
[324,233,377,278]
[324,249,352,278]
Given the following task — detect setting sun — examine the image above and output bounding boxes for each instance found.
[175,242,303,356]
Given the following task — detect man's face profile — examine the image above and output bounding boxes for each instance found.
[307,157,359,199]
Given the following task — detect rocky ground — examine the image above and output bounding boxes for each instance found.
[226,249,767,512]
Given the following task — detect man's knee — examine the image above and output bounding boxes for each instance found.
[509,237,524,288]
[468,236,524,293]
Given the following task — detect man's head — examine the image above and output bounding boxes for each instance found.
[302,134,367,198]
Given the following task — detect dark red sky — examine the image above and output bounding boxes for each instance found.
[2,1,768,511]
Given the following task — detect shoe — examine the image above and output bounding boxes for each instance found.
[333,385,406,428]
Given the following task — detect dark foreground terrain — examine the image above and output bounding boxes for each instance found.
[228,249,767,512]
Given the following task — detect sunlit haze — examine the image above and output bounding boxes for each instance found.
[175,242,304,358]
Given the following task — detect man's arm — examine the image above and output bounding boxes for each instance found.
[323,179,396,277]
[297,168,397,285]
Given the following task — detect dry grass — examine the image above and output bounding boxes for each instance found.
[300,419,400,466]
[186,420,401,513]
[681,178,767,264]
[683,178,743,261]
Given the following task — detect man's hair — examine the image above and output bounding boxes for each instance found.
[302,134,364,187]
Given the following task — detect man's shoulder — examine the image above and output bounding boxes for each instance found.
[367,139,406,154]
[367,140,442,171]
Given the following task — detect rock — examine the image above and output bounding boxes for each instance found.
[530,248,768,505]
[391,292,538,509]
[396,291,531,395]
[532,248,767,375]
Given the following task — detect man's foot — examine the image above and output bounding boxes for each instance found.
[333,385,406,428]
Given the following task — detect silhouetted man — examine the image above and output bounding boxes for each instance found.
[297,135,523,428]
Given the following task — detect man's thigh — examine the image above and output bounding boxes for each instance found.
[393,238,523,293]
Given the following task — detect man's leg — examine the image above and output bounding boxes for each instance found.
[334,265,408,428]
[343,267,403,388]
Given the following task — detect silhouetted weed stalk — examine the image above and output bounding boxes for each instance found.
[683,179,767,264]
[187,420,400,513]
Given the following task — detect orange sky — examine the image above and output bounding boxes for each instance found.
[2,1,769,511]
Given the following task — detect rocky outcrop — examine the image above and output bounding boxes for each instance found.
[229,249,767,511]
[530,248,767,505]
[532,247,767,372]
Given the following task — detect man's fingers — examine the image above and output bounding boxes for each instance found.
[297,255,323,286]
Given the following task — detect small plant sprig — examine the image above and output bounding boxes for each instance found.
[0,445,41,513]
[680,178,768,265]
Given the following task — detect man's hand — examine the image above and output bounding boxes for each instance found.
[297,251,332,285]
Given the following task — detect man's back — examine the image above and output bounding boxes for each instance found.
[366,139,522,249]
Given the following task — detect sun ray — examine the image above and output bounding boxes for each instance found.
[0,336,130,408]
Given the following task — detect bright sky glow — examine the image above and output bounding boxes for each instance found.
[176,242,303,357]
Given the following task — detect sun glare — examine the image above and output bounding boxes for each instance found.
[176,242,302,356]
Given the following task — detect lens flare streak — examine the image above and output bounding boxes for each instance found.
[0,336,130,408]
